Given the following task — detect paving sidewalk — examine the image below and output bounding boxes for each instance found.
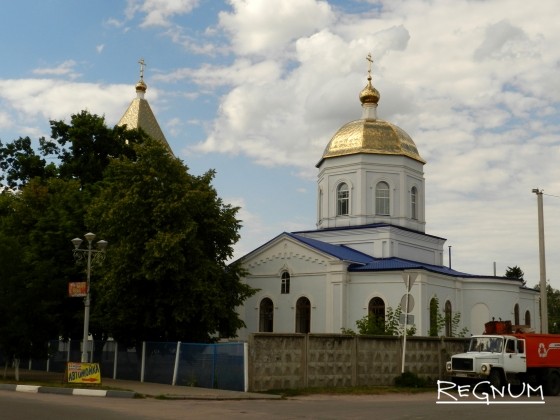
[0,369,282,400]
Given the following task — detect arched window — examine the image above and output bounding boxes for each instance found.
[259,298,274,332]
[375,182,390,215]
[514,303,520,325]
[337,183,349,215]
[411,186,418,220]
[444,301,452,337]
[525,310,531,327]
[429,297,439,336]
[368,297,385,321]
[281,271,290,294]
[295,297,311,333]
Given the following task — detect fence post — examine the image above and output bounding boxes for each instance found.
[243,342,249,392]
[172,341,181,386]
[113,342,118,379]
[212,344,216,388]
[140,341,146,383]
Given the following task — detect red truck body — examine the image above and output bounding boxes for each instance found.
[514,333,560,368]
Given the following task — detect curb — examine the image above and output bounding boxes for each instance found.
[0,383,136,398]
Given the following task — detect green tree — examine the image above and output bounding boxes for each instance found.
[0,181,87,377]
[0,137,57,188]
[0,110,255,361]
[505,265,525,286]
[534,283,560,334]
[427,296,468,337]
[0,111,143,189]
[85,138,256,345]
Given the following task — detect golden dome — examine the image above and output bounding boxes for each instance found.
[136,79,147,92]
[319,54,424,165]
[359,77,380,104]
[320,119,425,163]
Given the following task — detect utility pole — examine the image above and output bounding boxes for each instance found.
[532,188,548,333]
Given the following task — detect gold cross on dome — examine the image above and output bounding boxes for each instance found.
[366,53,373,77]
[138,58,146,80]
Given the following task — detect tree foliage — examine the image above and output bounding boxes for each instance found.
[428,296,469,337]
[0,111,255,365]
[534,283,560,334]
[0,179,87,366]
[86,138,255,344]
[505,265,526,286]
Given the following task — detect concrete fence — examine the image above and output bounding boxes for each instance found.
[248,333,467,391]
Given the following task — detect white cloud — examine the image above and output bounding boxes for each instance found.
[0,79,138,138]
[219,0,335,57]
[32,60,81,80]
[127,0,200,27]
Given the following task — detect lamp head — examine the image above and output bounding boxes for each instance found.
[97,240,108,251]
[71,238,83,249]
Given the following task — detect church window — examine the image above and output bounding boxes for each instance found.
[337,183,349,215]
[514,303,520,325]
[525,310,531,327]
[281,271,290,294]
[259,298,274,332]
[411,186,418,220]
[295,297,311,333]
[368,297,385,328]
[444,300,452,337]
[375,182,390,215]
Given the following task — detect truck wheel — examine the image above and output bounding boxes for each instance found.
[543,372,560,396]
[489,370,503,389]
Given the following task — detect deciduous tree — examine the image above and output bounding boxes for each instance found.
[86,138,255,345]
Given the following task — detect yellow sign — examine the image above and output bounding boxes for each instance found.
[67,362,101,384]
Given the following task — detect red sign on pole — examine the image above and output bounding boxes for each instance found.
[68,282,87,297]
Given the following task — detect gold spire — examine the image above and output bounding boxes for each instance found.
[118,59,173,154]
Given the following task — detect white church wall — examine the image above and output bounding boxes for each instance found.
[344,272,412,332]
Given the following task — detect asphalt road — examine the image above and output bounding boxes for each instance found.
[1,390,559,420]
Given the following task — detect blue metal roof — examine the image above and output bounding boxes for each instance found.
[347,256,476,277]
[287,233,374,264]
[289,234,519,280]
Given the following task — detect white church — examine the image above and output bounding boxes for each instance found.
[236,60,539,339]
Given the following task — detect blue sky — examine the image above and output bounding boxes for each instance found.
[1,0,560,290]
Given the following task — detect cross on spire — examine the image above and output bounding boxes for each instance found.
[138,58,146,80]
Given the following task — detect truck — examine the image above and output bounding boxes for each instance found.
[446,320,560,395]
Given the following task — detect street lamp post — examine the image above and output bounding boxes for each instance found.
[71,232,107,363]
[532,188,548,334]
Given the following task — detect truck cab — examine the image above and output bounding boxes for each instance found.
[447,335,526,388]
